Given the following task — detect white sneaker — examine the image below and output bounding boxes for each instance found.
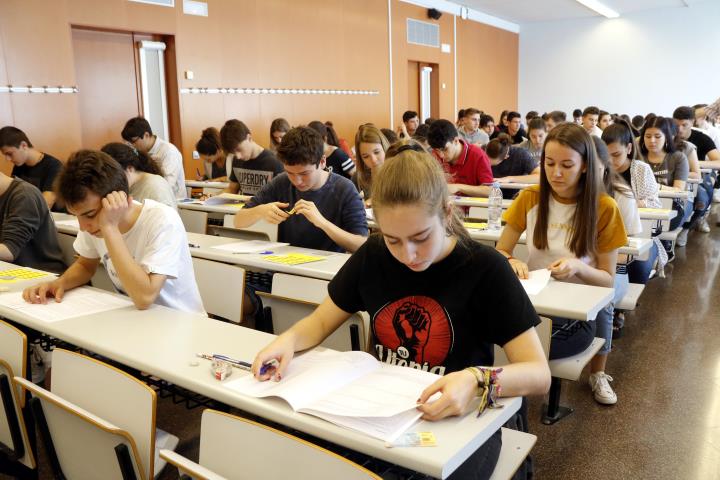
[676,228,689,247]
[696,218,711,233]
[589,372,617,405]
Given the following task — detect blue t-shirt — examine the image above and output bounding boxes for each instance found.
[245,172,368,252]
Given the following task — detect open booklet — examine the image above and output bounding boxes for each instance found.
[224,349,440,443]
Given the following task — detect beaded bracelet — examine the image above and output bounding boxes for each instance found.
[465,366,504,417]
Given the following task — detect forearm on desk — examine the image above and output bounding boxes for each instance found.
[233,206,263,228]
[0,244,14,262]
[58,258,98,290]
[318,220,367,253]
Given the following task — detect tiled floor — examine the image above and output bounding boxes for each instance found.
[6,209,720,480]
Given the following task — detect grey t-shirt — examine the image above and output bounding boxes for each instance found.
[229,149,284,196]
[0,179,65,273]
[130,173,178,210]
[245,172,368,252]
[516,139,542,166]
[458,127,490,146]
[646,151,688,186]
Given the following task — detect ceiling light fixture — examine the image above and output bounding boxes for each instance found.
[576,0,619,18]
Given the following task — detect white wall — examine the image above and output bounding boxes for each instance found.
[518,2,720,119]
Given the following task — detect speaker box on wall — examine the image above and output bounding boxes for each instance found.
[427,8,442,20]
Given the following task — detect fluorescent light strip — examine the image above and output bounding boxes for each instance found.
[575,0,619,18]
[179,87,379,95]
[0,85,79,94]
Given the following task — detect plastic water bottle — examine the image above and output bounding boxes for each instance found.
[487,182,503,231]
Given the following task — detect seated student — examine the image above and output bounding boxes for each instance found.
[639,116,691,239]
[308,121,355,179]
[693,104,720,149]
[493,112,526,144]
[380,128,398,145]
[581,106,603,137]
[324,121,353,159]
[517,117,547,164]
[0,126,64,211]
[196,127,229,181]
[497,123,627,405]
[269,118,291,154]
[486,134,540,192]
[0,171,65,274]
[121,117,187,200]
[427,119,493,197]
[631,115,645,133]
[479,114,496,139]
[456,108,466,127]
[497,110,509,134]
[101,143,176,210]
[412,124,432,152]
[593,136,641,340]
[397,110,420,139]
[525,110,539,125]
[602,120,665,284]
[23,150,204,314]
[544,111,566,132]
[352,124,389,201]
[598,110,613,131]
[458,108,490,146]
[219,119,284,196]
[233,126,368,254]
[252,141,550,480]
[573,108,583,125]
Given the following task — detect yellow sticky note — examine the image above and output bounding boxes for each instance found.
[263,253,325,265]
[229,203,245,209]
[0,268,50,283]
[466,197,489,204]
[463,222,488,230]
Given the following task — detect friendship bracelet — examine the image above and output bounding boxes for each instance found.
[465,367,504,417]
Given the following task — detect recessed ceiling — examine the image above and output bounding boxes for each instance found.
[461,0,709,24]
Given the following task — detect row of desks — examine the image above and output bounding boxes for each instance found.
[53,213,613,321]
[0,262,517,479]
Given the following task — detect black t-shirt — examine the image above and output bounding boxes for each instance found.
[326,148,354,179]
[328,236,539,375]
[11,153,63,211]
[620,166,632,186]
[687,129,717,161]
[491,128,526,145]
[491,147,536,178]
[229,149,284,195]
[210,161,226,179]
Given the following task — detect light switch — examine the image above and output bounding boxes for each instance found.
[185,70,194,80]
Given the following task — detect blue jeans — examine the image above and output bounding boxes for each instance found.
[628,242,659,284]
[549,318,596,360]
[686,173,714,228]
[670,198,693,231]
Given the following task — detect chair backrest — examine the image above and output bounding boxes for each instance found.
[15,376,144,480]
[50,349,156,480]
[57,232,78,267]
[192,257,245,323]
[222,215,278,241]
[199,409,381,480]
[494,316,551,366]
[179,208,208,234]
[271,272,327,302]
[258,293,367,352]
[0,320,35,469]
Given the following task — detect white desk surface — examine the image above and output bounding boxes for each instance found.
[466,226,652,257]
[185,180,230,189]
[637,208,677,221]
[177,201,245,215]
[450,196,513,208]
[658,190,691,200]
[52,213,349,282]
[0,261,519,479]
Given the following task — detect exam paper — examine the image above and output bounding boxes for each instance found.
[54,218,80,228]
[519,269,551,295]
[0,287,133,323]
[211,240,289,254]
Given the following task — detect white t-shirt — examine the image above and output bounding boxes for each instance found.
[149,137,187,199]
[73,199,205,314]
[586,125,603,138]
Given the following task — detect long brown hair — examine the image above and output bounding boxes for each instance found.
[534,123,601,257]
[372,140,472,245]
[354,124,389,195]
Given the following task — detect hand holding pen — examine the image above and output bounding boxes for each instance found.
[252,334,296,382]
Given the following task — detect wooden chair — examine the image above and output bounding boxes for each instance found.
[160,409,381,480]
[48,349,178,479]
[258,273,369,351]
[192,257,245,324]
[15,375,145,480]
[0,320,36,475]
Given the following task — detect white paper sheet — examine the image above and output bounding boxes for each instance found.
[54,218,80,228]
[210,240,290,254]
[519,268,552,295]
[0,287,133,323]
